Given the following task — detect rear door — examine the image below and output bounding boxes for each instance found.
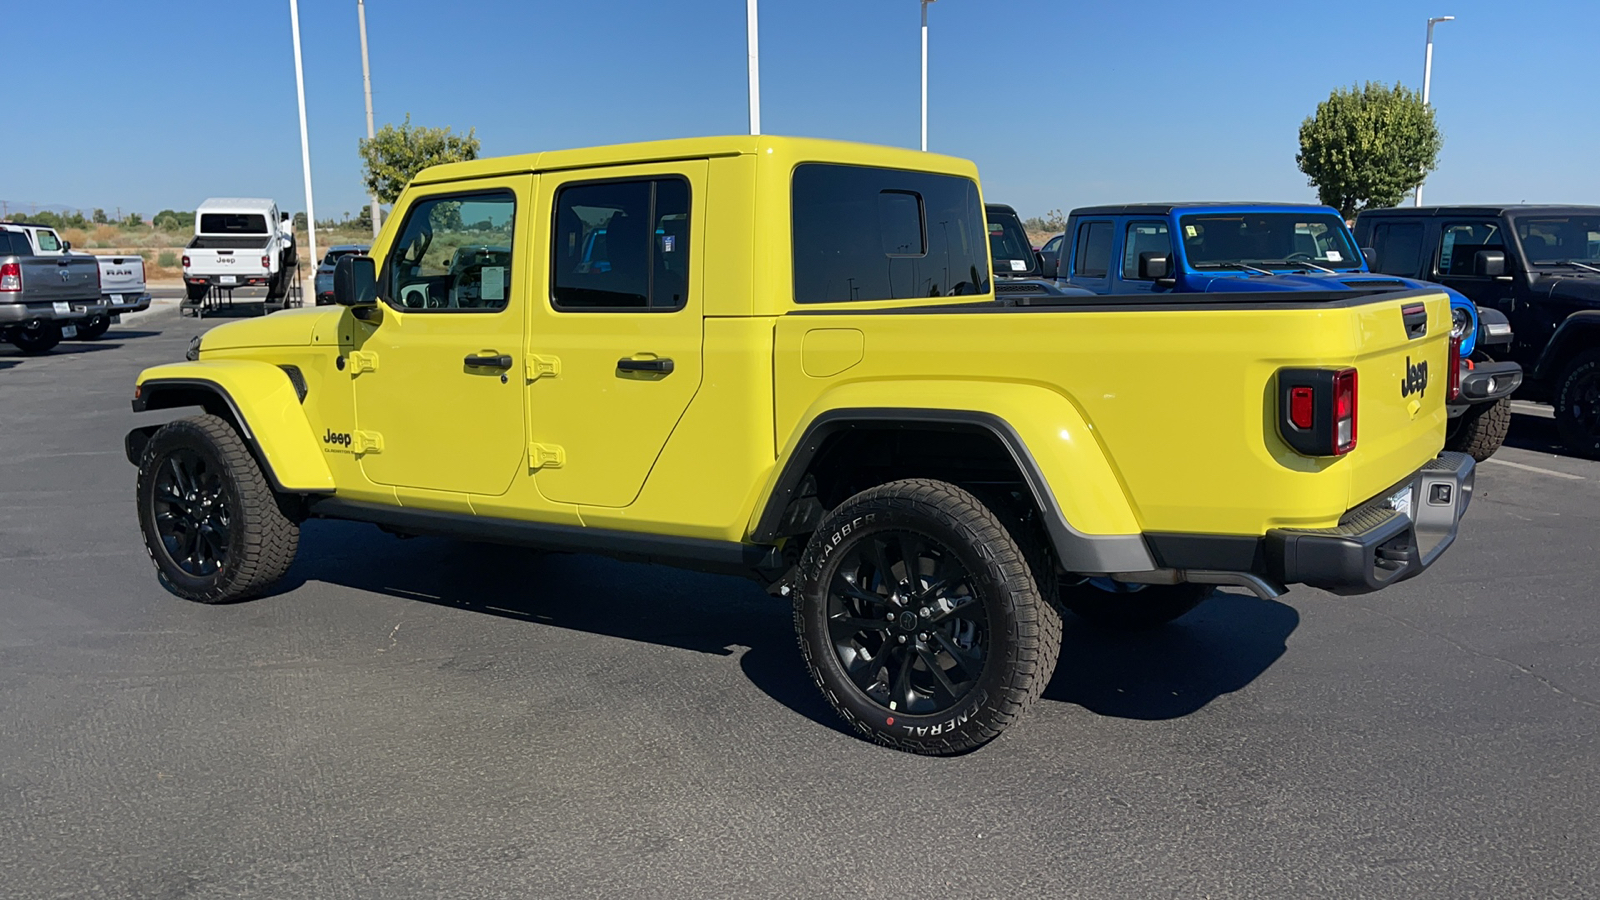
[1064,218,1115,292]
[527,161,707,508]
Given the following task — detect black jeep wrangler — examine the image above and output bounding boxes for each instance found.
[1355,206,1600,457]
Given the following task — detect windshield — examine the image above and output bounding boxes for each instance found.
[1514,215,1600,264]
[1179,212,1360,270]
[986,209,1038,275]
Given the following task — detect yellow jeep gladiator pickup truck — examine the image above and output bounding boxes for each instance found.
[126,136,1474,755]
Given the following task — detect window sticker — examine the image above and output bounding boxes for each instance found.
[1010,259,1028,271]
[662,234,675,253]
[1184,225,1197,238]
[1326,250,1343,261]
[481,266,505,301]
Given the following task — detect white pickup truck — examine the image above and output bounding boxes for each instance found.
[181,198,297,303]
[4,223,151,339]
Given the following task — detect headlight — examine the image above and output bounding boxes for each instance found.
[1451,306,1472,340]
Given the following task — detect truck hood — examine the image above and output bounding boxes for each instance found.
[199,307,338,353]
[1194,272,1427,293]
[1534,273,1600,306]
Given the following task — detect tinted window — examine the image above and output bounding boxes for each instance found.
[1438,221,1505,276]
[1073,221,1112,278]
[1514,215,1600,264]
[33,230,60,252]
[200,213,269,235]
[385,191,515,311]
[792,164,989,303]
[1369,221,1424,275]
[552,178,690,311]
[0,232,26,256]
[1122,221,1171,279]
[987,208,1037,275]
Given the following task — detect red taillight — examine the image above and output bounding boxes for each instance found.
[1289,386,1315,430]
[1333,367,1358,456]
[0,261,19,292]
[261,255,271,270]
[181,255,191,269]
[1448,336,1463,402]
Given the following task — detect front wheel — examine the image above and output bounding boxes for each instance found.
[136,415,300,603]
[10,322,61,355]
[1060,581,1212,630]
[1555,350,1600,460]
[1445,396,1511,462]
[793,479,1062,755]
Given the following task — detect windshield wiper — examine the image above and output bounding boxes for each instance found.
[1560,260,1600,274]
[1193,262,1274,275]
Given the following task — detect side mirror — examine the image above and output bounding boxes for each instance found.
[61,240,72,251]
[281,212,291,223]
[1040,253,1059,278]
[1474,249,1506,277]
[334,255,378,308]
[1137,252,1170,280]
[1361,247,1377,266]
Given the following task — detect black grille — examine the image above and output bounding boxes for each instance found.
[995,281,1051,294]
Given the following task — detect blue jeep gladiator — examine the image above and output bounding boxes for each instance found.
[1041,203,1522,461]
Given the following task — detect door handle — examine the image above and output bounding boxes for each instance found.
[464,353,513,369]
[616,357,674,374]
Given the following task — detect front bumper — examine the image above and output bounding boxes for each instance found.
[102,291,151,314]
[1447,360,1523,417]
[1264,452,1475,595]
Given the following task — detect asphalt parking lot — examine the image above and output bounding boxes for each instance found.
[2,307,1597,899]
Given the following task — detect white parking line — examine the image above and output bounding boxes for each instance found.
[1482,458,1586,480]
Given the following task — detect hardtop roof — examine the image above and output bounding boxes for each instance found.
[1070,202,1343,217]
[1357,205,1600,218]
[196,198,278,213]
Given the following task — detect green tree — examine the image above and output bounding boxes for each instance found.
[153,209,194,232]
[358,113,481,205]
[92,208,108,225]
[123,212,143,228]
[1297,82,1442,219]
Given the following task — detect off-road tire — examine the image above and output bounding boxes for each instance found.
[10,323,61,355]
[1554,350,1600,460]
[75,314,111,341]
[793,479,1062,755]
[136,415,299,603]
[1060,582,1212,630]
[1444,396,1511,462]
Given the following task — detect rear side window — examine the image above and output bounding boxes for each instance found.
[1122,221,1171,280]
[551,177,691,311]
[1369,221,1424,275]
[200,214,269,235]
[1073,221,1113,278]
[0,231,26,255]
[792,164,990,303]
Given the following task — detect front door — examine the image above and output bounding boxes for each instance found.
[351,180,530,497]
[527,161,707,509]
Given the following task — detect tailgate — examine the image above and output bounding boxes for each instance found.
[185,248,267,276]
[1345,290,1451,508]
[97,255,145,294]
[20,257,99,304]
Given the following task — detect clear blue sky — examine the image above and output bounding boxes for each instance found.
[3,0,1592,224]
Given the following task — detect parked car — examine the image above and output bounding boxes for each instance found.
[182,198,297,302]
[0,228,104,354]
[3,223,152,338]
[1354,205,1600,456]
[314,244,369,305]
[126,136,1474,756]
[1046,203,1522,461]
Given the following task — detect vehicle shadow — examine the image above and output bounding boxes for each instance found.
[1042,591,1299,720]
[1504,408,1568,456]
[95,329,164,341]
[0,342,122,359]
[282,521,854,736]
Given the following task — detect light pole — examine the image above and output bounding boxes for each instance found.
[1415,14,1454,207]
[288,0,318,278]
[747,0,761,136]
[921,0,935,151]
[358,0,381,238]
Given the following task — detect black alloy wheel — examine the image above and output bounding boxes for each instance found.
[1555,350,1600,460]
[75,314,111,340]
[10,322,61,355]
[794,479,1061,755]
[136,415,300,603]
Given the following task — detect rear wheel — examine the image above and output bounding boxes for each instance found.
[75,314,111,340]
[1444,396,1511,462]
[1554,350,1600,459]
[793,479,1062,755]
[10,323,61,355]
[136,415,300,603]
[1060,581,1212,630]
[185,282,209,302]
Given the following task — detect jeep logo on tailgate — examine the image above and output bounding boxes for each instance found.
[1400,356,1429,398]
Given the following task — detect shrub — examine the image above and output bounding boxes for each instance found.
[157,251,179,268]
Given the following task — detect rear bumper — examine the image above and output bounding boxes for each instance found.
[185,273,273,288]
[1447,360,1522,417]
[0,300,107,326]
[1264,452,1475,595]
[102,291,151,314]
